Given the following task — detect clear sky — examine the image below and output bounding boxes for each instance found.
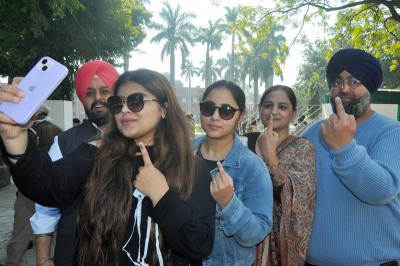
[127,0,320,88]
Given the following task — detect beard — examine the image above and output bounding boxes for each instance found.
[331,92,370,119]
[84,101,110,128]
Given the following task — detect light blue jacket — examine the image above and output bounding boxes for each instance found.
[193,134,273,266]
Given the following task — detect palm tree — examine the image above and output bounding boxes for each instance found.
[217,53,240,81]
[236,54,250,92]
[224,6,241,82]
[199,57,221,85]
[241,23,287,110]
[181,60,200,113]
[150,2,196,87]
[242,39,274,112]
[181,60,200,89]
[216,56,229,80]
[197,19,225,87]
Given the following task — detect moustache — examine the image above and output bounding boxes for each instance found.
[90,101,107,110]
[336,93,355,102]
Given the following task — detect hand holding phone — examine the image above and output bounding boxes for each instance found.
[0,79,25,105]
[0,57,68,125]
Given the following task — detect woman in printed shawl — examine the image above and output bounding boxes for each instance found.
[251,85,316,266]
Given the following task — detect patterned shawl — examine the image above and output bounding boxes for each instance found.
[254,135,316,266]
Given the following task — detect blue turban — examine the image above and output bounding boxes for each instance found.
[326,48,383,93]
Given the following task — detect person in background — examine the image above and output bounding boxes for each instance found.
[0,69,215,265]
[293,114,308,136]
[252,85,316,266]
[192,80,273,266]
[30,60,119,266]
[3,104,62,266]
[72,118,81,127]
[303,48,400,265]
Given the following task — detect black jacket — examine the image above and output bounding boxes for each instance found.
[3,132,215,265]
[53,119,100,266]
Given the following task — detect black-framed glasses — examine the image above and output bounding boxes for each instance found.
[107,93,160,114]
[330,79,363,90]
[199,101,239,120]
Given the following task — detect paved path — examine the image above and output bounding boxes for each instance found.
[0,183,36,266]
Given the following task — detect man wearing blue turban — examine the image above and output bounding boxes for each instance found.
[302,48,400,266]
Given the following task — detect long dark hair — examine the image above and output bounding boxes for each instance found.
[77,69,196,265]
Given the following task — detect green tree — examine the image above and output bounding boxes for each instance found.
[287,4,400,96]
[239,41,273,111]
[150,2,196,88]
[272,0,400,24]
[181,60,200,113]
[199,57,221,86]
[217,53,242,82]
[330,6,400,88]
[223,6,242,82]
[237,9,288,110]
[0,0,150,100]
[294,39,330,107]
[197,19,225,87]
[161,72,184,88]
[181,60,200,89]
[251,0,400,87]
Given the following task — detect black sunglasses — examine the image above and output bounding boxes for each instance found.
[199,101,239,120]
[107,93,160,114]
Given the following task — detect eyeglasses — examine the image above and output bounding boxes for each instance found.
[107,93,160,114]
[199,101,239,120]
[330,79,363,90]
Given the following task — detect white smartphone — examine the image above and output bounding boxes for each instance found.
[0,56,68,125]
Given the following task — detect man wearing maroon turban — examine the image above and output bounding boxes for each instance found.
[74,60,120,127]
[30,60,119,266]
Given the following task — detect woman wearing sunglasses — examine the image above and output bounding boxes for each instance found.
[0,69,215,265]
[253,85,316,266]
[192,80,273,266]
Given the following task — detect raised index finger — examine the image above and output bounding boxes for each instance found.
[138,142,153,167]
[267,114,274,134]
[335,97,347,118]
[216,161,231,183]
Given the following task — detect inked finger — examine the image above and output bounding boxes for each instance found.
[138,142,153,167]
[335,97,347,118]
[216,161,225,175]
[267,114,274,134]
[217,161,233,185]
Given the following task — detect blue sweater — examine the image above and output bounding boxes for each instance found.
[302,112,400,265]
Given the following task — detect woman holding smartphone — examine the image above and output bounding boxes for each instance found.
[192,80,273,266]
[0,69,215,266]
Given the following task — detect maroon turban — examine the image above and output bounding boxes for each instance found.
[74,60,119,103]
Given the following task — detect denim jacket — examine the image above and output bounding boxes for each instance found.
[193,134,273,266]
